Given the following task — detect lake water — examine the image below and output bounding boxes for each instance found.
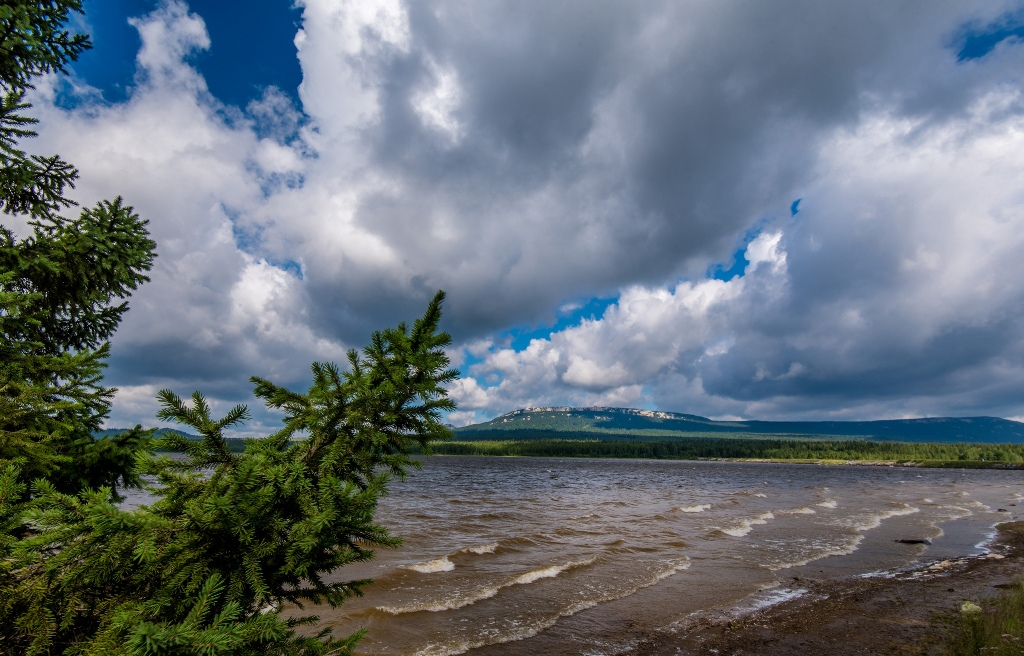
[306,456,1023,656]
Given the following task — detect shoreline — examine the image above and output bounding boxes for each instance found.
[429,452,1024,470]
[711,457,1024,469]
[624,521,1024,655]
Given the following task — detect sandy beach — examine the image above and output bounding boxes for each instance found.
[627,522,1024,655]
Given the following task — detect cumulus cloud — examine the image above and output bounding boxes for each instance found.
[452,85,1024,424]
[26,2,336,429]
[17,0,1024,429]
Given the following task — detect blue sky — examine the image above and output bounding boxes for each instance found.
[17,0,1024,431]
[77,0,302,107]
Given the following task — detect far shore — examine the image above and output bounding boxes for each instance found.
[710,457,1024,469]
[422,435,1024,468]
[426,451,1024,470]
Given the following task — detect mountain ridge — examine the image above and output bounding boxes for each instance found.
[456,406,1024,443]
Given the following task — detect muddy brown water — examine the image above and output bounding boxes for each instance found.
[280,457,1023,655]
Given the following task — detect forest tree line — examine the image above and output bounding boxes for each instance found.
[418,437,1024,465]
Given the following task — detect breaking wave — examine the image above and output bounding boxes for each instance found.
[411,558,691,656]
[720,512,775,537]
[406,556,455,573]
[769,535,865,570]
[746,586,808,611]
[780,506,817,515]
[461,542,499,555]
[379,557,598,615]
[848,504,919,532]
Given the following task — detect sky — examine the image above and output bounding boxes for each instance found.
[16,0,1024,431]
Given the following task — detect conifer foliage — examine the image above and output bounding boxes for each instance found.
[0,0,156,498]
[3,292,457,654]
[0,2,459,653]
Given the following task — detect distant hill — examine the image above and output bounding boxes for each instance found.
[95,428,200,440]
[96,428,253,453]
[455,407,1024,444]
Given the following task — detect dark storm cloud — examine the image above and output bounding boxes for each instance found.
[25,0,1024,428]
[290,0,1011,343]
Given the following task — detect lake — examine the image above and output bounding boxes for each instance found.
[302,456,1023,655]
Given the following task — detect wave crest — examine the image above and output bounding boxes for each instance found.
[720,512,775,537]
[461,542,499,555]
[379,557,598,615]
[849,504,919,532]
[780,506,817,515]
[411,558,690,656]
[406,556,455,573]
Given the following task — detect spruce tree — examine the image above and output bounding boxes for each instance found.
[0,3,459,653]
[2,292,457,654]
[0,0,157,497]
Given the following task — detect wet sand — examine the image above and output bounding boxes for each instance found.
[628,521,1024,656]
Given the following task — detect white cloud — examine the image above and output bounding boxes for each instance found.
[295,0,410,134]
[457,82,1024,421]
[563,356,630,389]
[446,377,490,410]
[454,239,760,416]
[130,1,209,89]
[413,59,464,143]
[17,0,1024,429]
[23,2,344,427]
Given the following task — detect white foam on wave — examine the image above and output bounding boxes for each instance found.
[512,563,577,586]
[780,506,816,515]
[406,556,455,573]
[769,535,864,571]
[721,512,774,537]
[412,558,692,656]
[678,504,711,513]
[817,499,838,509]
[850,504,919,532]
[746,586,809,611]
[936,505,973,522]
[754,493,768,498]
[380,557,598,615]
[414,622,551,656]
[975,526,1001,553]
[461,542,499,555]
